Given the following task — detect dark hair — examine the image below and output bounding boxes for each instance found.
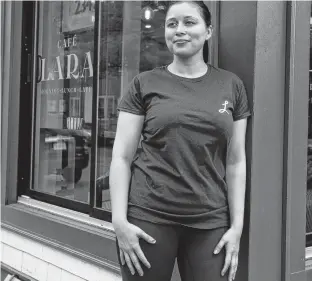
[165,1,211,28]
[164,1,211,63]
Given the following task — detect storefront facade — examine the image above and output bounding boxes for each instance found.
[1,1,312,280]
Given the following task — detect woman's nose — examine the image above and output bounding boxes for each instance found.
[175,23,186,34]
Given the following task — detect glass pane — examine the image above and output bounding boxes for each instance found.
[33,1,95,203]
[307,8,312,245]
[95,1,172,210]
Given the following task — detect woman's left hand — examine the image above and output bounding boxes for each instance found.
[213,227,242,281]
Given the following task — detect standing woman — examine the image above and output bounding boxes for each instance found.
[109,1,251,281]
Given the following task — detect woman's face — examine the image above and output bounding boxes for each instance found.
[165,2,211,59]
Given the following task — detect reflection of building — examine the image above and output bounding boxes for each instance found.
[1,1,312,281]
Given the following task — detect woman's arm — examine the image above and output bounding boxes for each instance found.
[109,111,144,224]
[226,118,248,233]
[214,118,248,281]
[109,111,156,277]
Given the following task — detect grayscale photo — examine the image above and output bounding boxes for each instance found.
[1,1,311,281]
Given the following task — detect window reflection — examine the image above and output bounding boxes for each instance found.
[33,1,94,202]
[140,1,172,71]
[33,1,181,209]
[95,1,173,210]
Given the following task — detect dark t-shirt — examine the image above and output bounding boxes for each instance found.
[117,65,251,229]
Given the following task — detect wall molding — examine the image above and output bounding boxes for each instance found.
[2,203,121,275]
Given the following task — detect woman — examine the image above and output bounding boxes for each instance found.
[109,1,251,281]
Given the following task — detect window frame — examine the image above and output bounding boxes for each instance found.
[282,1,312,280]
[16,0,96,217]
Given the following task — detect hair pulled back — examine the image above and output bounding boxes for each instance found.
[165,1,211,28]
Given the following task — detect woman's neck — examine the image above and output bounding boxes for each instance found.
[168,56,208,78]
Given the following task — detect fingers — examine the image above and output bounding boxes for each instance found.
[119,249,125,266]
[117,225,155,276]
[129,251,144,276]
[221,249,232,277]
[122,248,148,276]
[221,249,231,276]
[214,236,226,254]
[228,252,238,281]
[134,245,151,269]
[120,243,151,276]
[137,230,156,244]
[124,252,135,275]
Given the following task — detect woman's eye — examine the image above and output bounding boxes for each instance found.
[167,22,177,28]
[185,21,195,26]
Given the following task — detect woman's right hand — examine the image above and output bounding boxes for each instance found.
[113,220,156,276]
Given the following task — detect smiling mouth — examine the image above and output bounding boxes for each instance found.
[174,40,189,43]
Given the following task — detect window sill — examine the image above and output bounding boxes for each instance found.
[1,197,120,274]
[17,196,115,235]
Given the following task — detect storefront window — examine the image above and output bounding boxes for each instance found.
[33,1,95,202]
[31,1,174,210]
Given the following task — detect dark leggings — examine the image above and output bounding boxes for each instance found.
[116,216,228,281]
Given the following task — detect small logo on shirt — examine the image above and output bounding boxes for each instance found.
[219,100,230,114]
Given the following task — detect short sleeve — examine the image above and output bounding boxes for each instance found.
[117,76,145,115]
[232,79,251,121]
